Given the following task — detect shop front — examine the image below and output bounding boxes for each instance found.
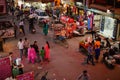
[87,8,120,40]
[99,16,118,39]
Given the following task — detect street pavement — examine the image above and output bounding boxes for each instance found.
[0,15,120,80]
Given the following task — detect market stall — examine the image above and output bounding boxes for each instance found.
[53,23,69,48]
[60,15,87,37]
[53,23,64,40]
[0,21,15,44]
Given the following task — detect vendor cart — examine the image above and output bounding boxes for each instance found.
[53,23,69,48]
[79,41,89,55]
[0,21,15,43]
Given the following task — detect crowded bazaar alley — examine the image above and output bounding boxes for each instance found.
[0,0,120,80]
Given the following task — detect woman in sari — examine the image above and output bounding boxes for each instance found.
[43,21,49,36]
[27,45,37,63]
[44,41,50,62]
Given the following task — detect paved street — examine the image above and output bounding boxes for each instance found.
[0,15,120,80]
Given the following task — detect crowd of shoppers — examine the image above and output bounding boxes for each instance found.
[17,38,51,64]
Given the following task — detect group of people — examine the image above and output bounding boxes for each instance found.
[80,35,102,66]
[17,38,50,64]
[7,52,24,79]
[84,32,119,66]
[86,40,100,66]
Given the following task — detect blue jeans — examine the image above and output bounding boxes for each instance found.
[87,54,95,65]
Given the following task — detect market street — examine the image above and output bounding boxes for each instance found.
[0,15,120,80]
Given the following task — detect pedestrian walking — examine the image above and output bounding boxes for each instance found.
[23,38,29,57]
[33,41,40,62]
[19,19,25,35]
[27,45,37,64]
[13,22,18,39]
[94,45,100,63]
[44,41,50,62]
[17,39,24,59]
[29,18,34,33]
[87,43,95,65]
[43,21,49,36]
[77,70,90,80]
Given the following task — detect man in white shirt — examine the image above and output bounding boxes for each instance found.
[17,39,24,59]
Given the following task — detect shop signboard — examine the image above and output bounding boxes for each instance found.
[16,71,34,80]
[0,57,12,80]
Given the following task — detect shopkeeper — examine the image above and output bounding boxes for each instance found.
[58,28,66,41]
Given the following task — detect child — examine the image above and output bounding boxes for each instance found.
[40,47,45,63]
[77,70,90,80]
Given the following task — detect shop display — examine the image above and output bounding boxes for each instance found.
[0,29,14,38]
[0,21,15,39]
[100,16,105,32]
[100,16,117,39]
[94,15,101,28]
[113,19,118,39]
[60,16,74,23]
[87,12,94,30]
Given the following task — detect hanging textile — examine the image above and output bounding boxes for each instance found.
[87,18,91,30]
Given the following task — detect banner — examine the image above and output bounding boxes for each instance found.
[16,71,34,80]
[0,57,12,80]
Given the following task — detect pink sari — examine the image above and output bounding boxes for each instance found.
[44,44,50,60]
[28,48,37,63]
